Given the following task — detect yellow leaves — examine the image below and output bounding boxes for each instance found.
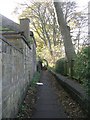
[68,19,77,29]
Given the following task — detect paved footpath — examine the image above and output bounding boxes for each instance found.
[32,70,67,118]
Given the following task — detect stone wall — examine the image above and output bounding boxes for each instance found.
[0,34,36,118]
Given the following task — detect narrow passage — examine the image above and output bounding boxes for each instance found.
[32,70,67,118]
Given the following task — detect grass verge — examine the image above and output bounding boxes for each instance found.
[17,71,40,118]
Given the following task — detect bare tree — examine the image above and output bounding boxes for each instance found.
[53,1,76,61]
[19,2,61,56]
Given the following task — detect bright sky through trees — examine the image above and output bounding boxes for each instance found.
[0,0,89,22]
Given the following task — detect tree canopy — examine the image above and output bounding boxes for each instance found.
[14,0,88,66]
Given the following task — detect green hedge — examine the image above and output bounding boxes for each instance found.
[54,46,90,94]
[74,46,90,88]
[30,71,40,87]
[55,58,66,75]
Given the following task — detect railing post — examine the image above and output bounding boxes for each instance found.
[70,60,74,78]
[66,61,69,76]
[64,60,68,76]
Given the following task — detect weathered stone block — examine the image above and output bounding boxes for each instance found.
[1,31,36,118]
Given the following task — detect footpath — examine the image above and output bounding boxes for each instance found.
[32,70,67,118]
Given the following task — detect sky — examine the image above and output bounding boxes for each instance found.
[0,0,24,22]
[0,0,89,23]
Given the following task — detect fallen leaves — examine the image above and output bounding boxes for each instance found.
[48,71,87,118]
[17,86,37,118]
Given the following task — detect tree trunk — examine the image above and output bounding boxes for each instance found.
[53,1,76,61]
